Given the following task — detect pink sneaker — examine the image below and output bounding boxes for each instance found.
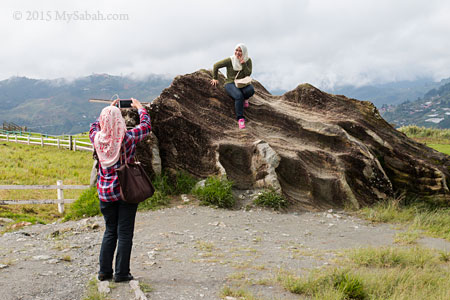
[244,100,249,108]
[238,118,245,129]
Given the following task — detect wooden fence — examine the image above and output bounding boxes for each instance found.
[0,132,93,152]
[0,180,90,213]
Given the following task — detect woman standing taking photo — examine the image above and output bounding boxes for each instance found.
[211,43,254,129]
[89,98,151,282]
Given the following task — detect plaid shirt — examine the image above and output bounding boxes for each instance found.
[90,108,151,202]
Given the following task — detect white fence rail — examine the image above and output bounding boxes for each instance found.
[0,133,93,152]
[0,180,90,213]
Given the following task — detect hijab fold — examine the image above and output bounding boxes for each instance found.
[94,106,127,168]
[230,43,249,71]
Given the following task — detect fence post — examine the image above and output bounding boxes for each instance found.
[41,136,44,147]
[6,134,8,142]
[57,180,64,214]
[27,135,30,145]
[73,138,77,151]
[57,138,60,149]
[15,134,17,143]
[69,136,73,150]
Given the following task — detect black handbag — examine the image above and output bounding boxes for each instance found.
[116,143,154,203]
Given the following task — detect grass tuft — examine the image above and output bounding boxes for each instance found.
[193,176,234,208]
[253,188,287,210]
[63,187,100,221]
[278,246,450,300]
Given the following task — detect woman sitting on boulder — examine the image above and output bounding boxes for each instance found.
[89,98,151,283]
[210,43,254,129]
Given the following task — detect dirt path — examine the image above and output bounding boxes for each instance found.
[1,205,449,300]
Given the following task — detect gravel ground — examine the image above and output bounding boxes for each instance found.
[1,204,449,300]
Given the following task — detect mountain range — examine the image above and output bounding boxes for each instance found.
[0,74,172,134]
[2,73,450,134]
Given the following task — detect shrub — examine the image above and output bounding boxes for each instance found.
[253,188,287,210]
[64,187,100,221]
[193,176,234,208]
[138,191,170,211]
[173,170,197,194]
[152,170,197,195]
[152,173,175,195]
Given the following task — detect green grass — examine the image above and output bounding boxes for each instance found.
[253,188,288,210]
[138,190,170,211]
[277,246,450,300]
[399,125,450,154]
[82,277,109,300]
[220,286,260,300]
[151,171,197,196]
[398,125,450,140]
[356,197,450,241]
[0,142,92,224]
[193,176,235,208]
[138,171,197,211]
[426,143,450,155]
[63,187,100,221]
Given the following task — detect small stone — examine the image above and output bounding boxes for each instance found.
[51,230,60,238]
[326,214,333,218]
[33,255,51,261]
[47,259,60,264]
[282,233,290,237]
[98,281,110,294]
[0,264,8,269]
[328,209,333,213]
[10,221,32,229]
[0,217,14,224]
[181,194,190,202]
[328,223,335,227]
[91,223,100,230]
[225,297,238,300]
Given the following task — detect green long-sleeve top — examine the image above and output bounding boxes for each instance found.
[213,57,253,85]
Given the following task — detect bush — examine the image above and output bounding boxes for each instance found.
[253,188,288,210]
[173,170,197,194]
[152,173,175,195]
[64,187,100,221]
[138,190,170,211]
[193,176,234,208]
[152,170,197,196]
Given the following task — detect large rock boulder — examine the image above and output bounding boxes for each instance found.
[129,70,450,209]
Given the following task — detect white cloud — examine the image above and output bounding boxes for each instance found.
[2,0,450,91]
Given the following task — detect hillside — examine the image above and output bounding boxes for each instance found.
[382,81,450,128]
[0,74,171,134]
[273,78,450,108]
[326,78,450,107]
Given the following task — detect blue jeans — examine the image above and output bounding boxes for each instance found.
[225,83,255,120]
[99,200,138,277]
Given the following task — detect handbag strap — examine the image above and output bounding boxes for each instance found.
[119,139,141,167]
[234,70,240,80]
[120,142,128,167]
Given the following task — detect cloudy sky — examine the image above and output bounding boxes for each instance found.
[1,0,450,90]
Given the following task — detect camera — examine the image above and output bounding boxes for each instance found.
[118,99,132,108]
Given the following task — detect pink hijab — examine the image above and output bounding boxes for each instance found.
[94,106,127,167]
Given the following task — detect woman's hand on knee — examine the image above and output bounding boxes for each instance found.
[210,79,218,87]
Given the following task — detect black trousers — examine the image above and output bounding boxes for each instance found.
[99,200,138,277]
